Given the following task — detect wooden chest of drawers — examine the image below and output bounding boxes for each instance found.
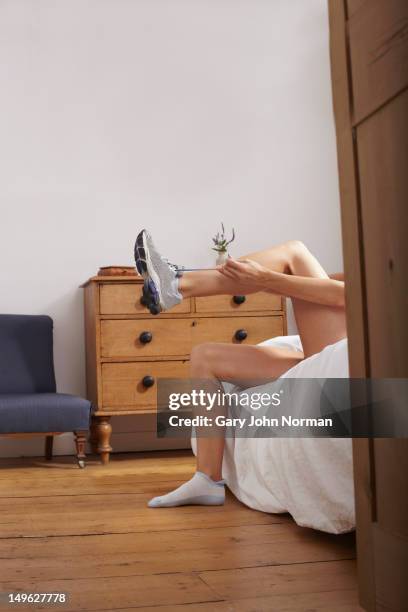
[82,275,286,463]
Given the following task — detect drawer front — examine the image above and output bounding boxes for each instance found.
[102,360,190,411]
[101,319,194,357]
[100,283,191,315]
[194,292,282,313]
[191,316,284,346]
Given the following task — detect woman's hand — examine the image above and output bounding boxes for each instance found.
[217,257,270,288]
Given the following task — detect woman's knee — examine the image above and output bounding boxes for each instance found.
[283,240,310,273]
[284,239,308,257]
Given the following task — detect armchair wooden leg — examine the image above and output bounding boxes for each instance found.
[74,431,87,468]
[45,435,53,461]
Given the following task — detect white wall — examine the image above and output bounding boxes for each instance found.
[0,0,342,457]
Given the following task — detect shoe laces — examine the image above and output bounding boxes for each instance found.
[163,257,185,272]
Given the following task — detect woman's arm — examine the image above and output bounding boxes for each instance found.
[219,259,345,308]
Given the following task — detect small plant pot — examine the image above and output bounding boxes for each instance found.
[215,251,229,266]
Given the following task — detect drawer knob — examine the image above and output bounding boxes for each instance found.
[235,329,247,342]
[142,375,155,388]
[140,295,148,307]
[139,331,153,344]
[233,295,246,305]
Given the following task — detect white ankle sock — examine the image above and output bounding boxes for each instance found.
[148,471,225,508]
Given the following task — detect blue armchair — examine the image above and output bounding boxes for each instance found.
[0,314,92,467]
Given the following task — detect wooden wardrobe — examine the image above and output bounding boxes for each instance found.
[328,1,408,610]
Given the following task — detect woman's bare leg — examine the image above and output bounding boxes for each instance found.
[180,240,346,358]
[191,342,304,387]
[191,342,304,480]
[180,240,327,297]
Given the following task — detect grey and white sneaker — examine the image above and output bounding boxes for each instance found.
[134,230,183,314]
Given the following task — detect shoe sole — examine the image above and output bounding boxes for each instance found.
[134,230,148,276]
[141,279,160,314]
[134,231,163,314]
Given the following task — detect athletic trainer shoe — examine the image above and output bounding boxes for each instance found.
[134,230,183,314]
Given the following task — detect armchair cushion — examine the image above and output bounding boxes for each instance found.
[0,314,56,394]
[0,393,91,433]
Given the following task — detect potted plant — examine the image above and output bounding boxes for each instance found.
[212,223,235,265]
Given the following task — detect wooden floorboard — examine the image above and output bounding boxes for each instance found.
[0,492,286,538]
[0,451,196,497]
[0,524,355,581]
[199,559,358,599]
[0,451,360,611]
[0,574,220,611]
[108,590,362,611]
